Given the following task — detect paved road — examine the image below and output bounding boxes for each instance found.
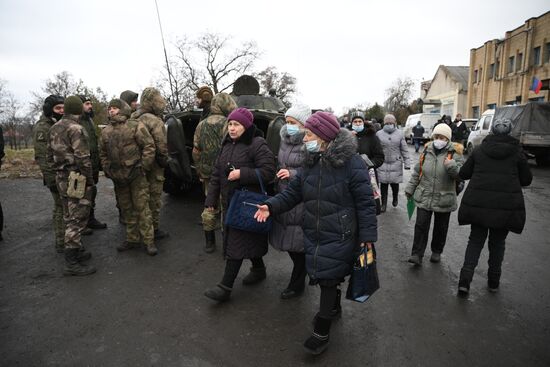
[1,147,549,366]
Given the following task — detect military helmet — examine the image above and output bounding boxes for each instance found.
[491,118,512,135]
[43,94,64,117]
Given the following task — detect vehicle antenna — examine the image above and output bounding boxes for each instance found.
[154,0,182,110]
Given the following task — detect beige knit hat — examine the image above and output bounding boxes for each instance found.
[432,123,452,140]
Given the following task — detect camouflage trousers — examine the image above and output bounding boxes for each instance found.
[56,175,92,249]
[115,174,154,246]
[201,178,221,231]
[49,187,65,248]
[146,164,164,230]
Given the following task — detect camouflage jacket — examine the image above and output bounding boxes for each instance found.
[99,114,155,183]
[48,114,94,185]
[33,114,57,187]
[192,93,237,179]
[131,109,168,168]
[79,114,100,173]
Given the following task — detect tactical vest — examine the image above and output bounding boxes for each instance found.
[104,119,143,185]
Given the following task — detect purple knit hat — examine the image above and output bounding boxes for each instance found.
[304,111,340,142]
[228,107,254,130]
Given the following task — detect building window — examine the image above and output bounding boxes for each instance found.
[533,46,541,65]
[495,60,500,77]
[473,69,478,83]
[508,56,515,74]
[489,63,495,79]
[545,43,550,64]
[480,67,483,80]
[516,95,522,104]
[505,100,516,106]
[472,106,480,118]
[487,103,496,110]
[529,97,545,102]
[516,53,523,71]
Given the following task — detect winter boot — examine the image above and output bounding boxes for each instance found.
[408,254,422,266]
[154,229,169,240]
[204,231,216,253]
[117,241,141,252]
[88,209,107,229]
[242,266,267,285]
[381,194,387,213]
[430,253,441,263]
[77,246,92,262]
[64,248,96,276]
[304,316,331,355]
[82,227,93,236]
[488,271,500,293]
[146,244,158,256]
[55,243,65,254]
[458,268,473,296]
[392,193,398,207]
[204,284,232,302]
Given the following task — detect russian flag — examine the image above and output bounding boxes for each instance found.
[530,77,542,94]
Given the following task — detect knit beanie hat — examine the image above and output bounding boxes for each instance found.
[305,111,341,142]
[108,98,124,109]
[228,107,254,129]
[383,114,397,124]
[285,103,311,125]
[64,95,83,115]
[491,118,512,135]
[432,123,452,140]
[78,94,91,103]
[196,86,214,102]
[351,111,365,122]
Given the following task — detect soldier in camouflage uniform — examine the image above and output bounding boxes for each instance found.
[33,95,65,253]
[120,90,139,112]
[78,95,107,230]
[48,96,96,276]
[196,86,214,120]
[192,92,237,253]
[100,99,158,255]
[131,87,169,240]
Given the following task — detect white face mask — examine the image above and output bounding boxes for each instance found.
[305,140,320,152]
[433,139,448,150]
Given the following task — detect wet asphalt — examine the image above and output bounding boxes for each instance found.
[0,145,549,367]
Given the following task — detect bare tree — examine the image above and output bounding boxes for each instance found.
[255,66,297,107]
[384,77,416,124]
[2,93,23,150]
[159,32,261,111]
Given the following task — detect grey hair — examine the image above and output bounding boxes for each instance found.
[383,114,396,124]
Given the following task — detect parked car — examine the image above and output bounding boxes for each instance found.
[403,113,441,144]
[163,75,286,195]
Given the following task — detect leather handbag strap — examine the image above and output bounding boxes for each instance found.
[255,168,267,195]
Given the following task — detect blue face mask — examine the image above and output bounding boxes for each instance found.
[352,124,364,133]
[305,140,320,152]
[286,124,300,136]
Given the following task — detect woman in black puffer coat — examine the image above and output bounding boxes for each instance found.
[255,111,378,355]
[457,118,532,295]
[203,108,276,302]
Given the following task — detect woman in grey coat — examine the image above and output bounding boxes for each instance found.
[404,123,464,265]
[270,104,311,299]
[376,114,411,212]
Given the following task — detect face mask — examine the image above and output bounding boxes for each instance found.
[383,124,396,133]
[433,139,448,150]
[286,124,300,136]
[352,124,364,133]
[305,140,320,153]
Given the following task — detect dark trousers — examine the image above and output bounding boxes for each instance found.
[220,257,265,289]
[380,183,399,206]
[287,251,306,291]
[319,285,338,319]
[0,201,3,234]
[413,138,422,152]
[460,224,508,282]
[412,208,451,257]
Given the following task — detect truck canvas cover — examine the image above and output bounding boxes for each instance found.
[495,102,550,142]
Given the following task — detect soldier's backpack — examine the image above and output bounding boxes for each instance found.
[105,119,143,185]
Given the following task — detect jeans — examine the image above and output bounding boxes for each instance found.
[460,224,508,282]
[411,208,451,257]
[380,183,399,206]
[220,257,265,289]
[413,138,422,152]
[287,251,306,292]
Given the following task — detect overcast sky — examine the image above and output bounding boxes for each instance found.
[1,0,548,115]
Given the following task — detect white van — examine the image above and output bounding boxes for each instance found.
[403,113,441,144]
[466,110,494,153]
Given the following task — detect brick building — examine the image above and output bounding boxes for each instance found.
[467,11,550,118]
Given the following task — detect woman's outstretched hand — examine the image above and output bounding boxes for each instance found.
[254,205,270,222]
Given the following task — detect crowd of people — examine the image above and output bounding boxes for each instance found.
[0,86,533,355]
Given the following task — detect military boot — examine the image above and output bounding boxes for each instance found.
[204,231,216,253]
[154,229,169,240]
[146,243,158,256]
[55,243,65,254]
[64,248,96,276]
[77,246,92,262]
[242,266,267,285]
[82,227,93,236]
[88,208,107,229]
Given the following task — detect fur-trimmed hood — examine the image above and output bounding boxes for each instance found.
[304,128,357,168]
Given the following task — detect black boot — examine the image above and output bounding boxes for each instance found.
[64,248,96,276]
[117,241,141,252]
[204,231,216,253]
[488,271,500,293]
[154,229,169,240]
[88,209,107,229]
[77,246,92,262]
[242,267,266,285]
[204,284,232,302]
[82,227,93,236]
[381,195,387,213]
[458,268,473,296]
[314,289,342,321]
[304,316,331,355]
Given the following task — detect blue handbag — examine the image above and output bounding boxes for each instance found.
[224,169,272,234]
[345,244,380,303]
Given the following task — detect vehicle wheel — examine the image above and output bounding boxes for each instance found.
[467,143,474,154]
